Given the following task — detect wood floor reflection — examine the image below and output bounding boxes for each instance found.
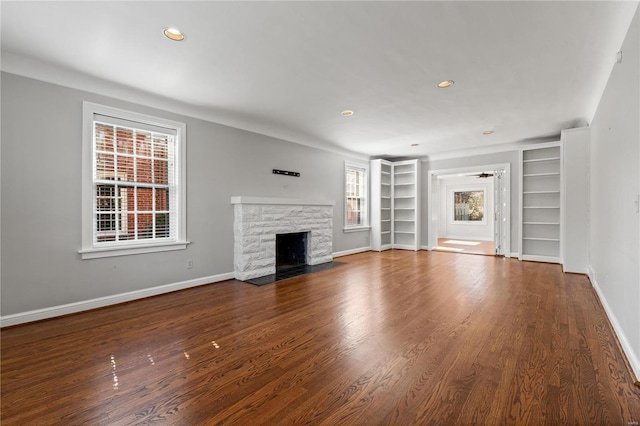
[435,237,495,255]
[2,250,639,425]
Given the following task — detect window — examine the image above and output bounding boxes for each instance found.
[81,102,188,259]
[453,190,485,222]
[344,161,369,231]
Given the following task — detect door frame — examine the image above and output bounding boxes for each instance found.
[426,163,511,257]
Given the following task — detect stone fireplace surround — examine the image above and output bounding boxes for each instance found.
[231,197,334,281]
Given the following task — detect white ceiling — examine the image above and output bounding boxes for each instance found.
[2,1,637,159]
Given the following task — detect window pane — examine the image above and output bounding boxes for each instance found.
[117,155,134,181]
[155,213,170,238]
[95,124,114,152]
[136,157,153,184]
[136,132,152,157]
[153,136,168,159]
[347,198,361,225]
[97,213,115,233]
[153,159,168,185]
[136,187,153,212]
[96,154,114,180]
[454,191,484,221]
[137,213,153,239]
[120,187,134,238]
[116,128,134,154]
[122,213,136,240]
[96,185,115,212]
[155,188,169,211]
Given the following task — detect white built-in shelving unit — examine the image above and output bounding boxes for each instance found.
[519,143,562,263]
[371,159,421,251]
[370,160,393,251]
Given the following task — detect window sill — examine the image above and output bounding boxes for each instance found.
[79,241,190,259]
[343,226,371,233]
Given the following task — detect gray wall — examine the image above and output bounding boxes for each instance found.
[1,72,370,316]
[422,150,520,253]
[589,9,639,372]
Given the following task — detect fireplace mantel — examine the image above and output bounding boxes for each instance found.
[231,196,335,206]
[231,196,334,281]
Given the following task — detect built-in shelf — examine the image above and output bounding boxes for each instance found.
[371,159,420,251]
[520,143,562,264]
[523,191,560,194]
[523,172,560,177]
[523,157,560,163]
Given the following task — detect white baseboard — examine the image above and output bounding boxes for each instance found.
[510,252,519,259]
[424,246,514,257]
[0,272,235,328]
[587,265,640,382]
[332,246,371,258]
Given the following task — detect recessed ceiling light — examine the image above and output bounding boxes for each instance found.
[411,143,420,147]
[482,130,494,135]
[341,110,354,116]
[437,80,454,88]
[163,27,184,41]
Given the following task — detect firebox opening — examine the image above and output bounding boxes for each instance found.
[276,232,308,272]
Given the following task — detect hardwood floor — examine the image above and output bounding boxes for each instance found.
[2,250,639,425]
[434,238,495,256]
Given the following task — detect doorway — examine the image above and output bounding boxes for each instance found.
[427,163,511,257]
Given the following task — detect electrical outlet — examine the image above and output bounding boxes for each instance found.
[187,259,193,269]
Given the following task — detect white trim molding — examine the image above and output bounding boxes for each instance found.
[587,265,640,383]
[342,226,371,233]
[422,138,561,162]
[333,247,371,258]
[0,272,234,328]
[2,52,370,162]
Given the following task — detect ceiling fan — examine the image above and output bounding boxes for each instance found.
[473,172,494,179]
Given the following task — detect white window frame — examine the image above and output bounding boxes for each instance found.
[343,160,370,232]
[80,102,189,259]
[450,187,487,225]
